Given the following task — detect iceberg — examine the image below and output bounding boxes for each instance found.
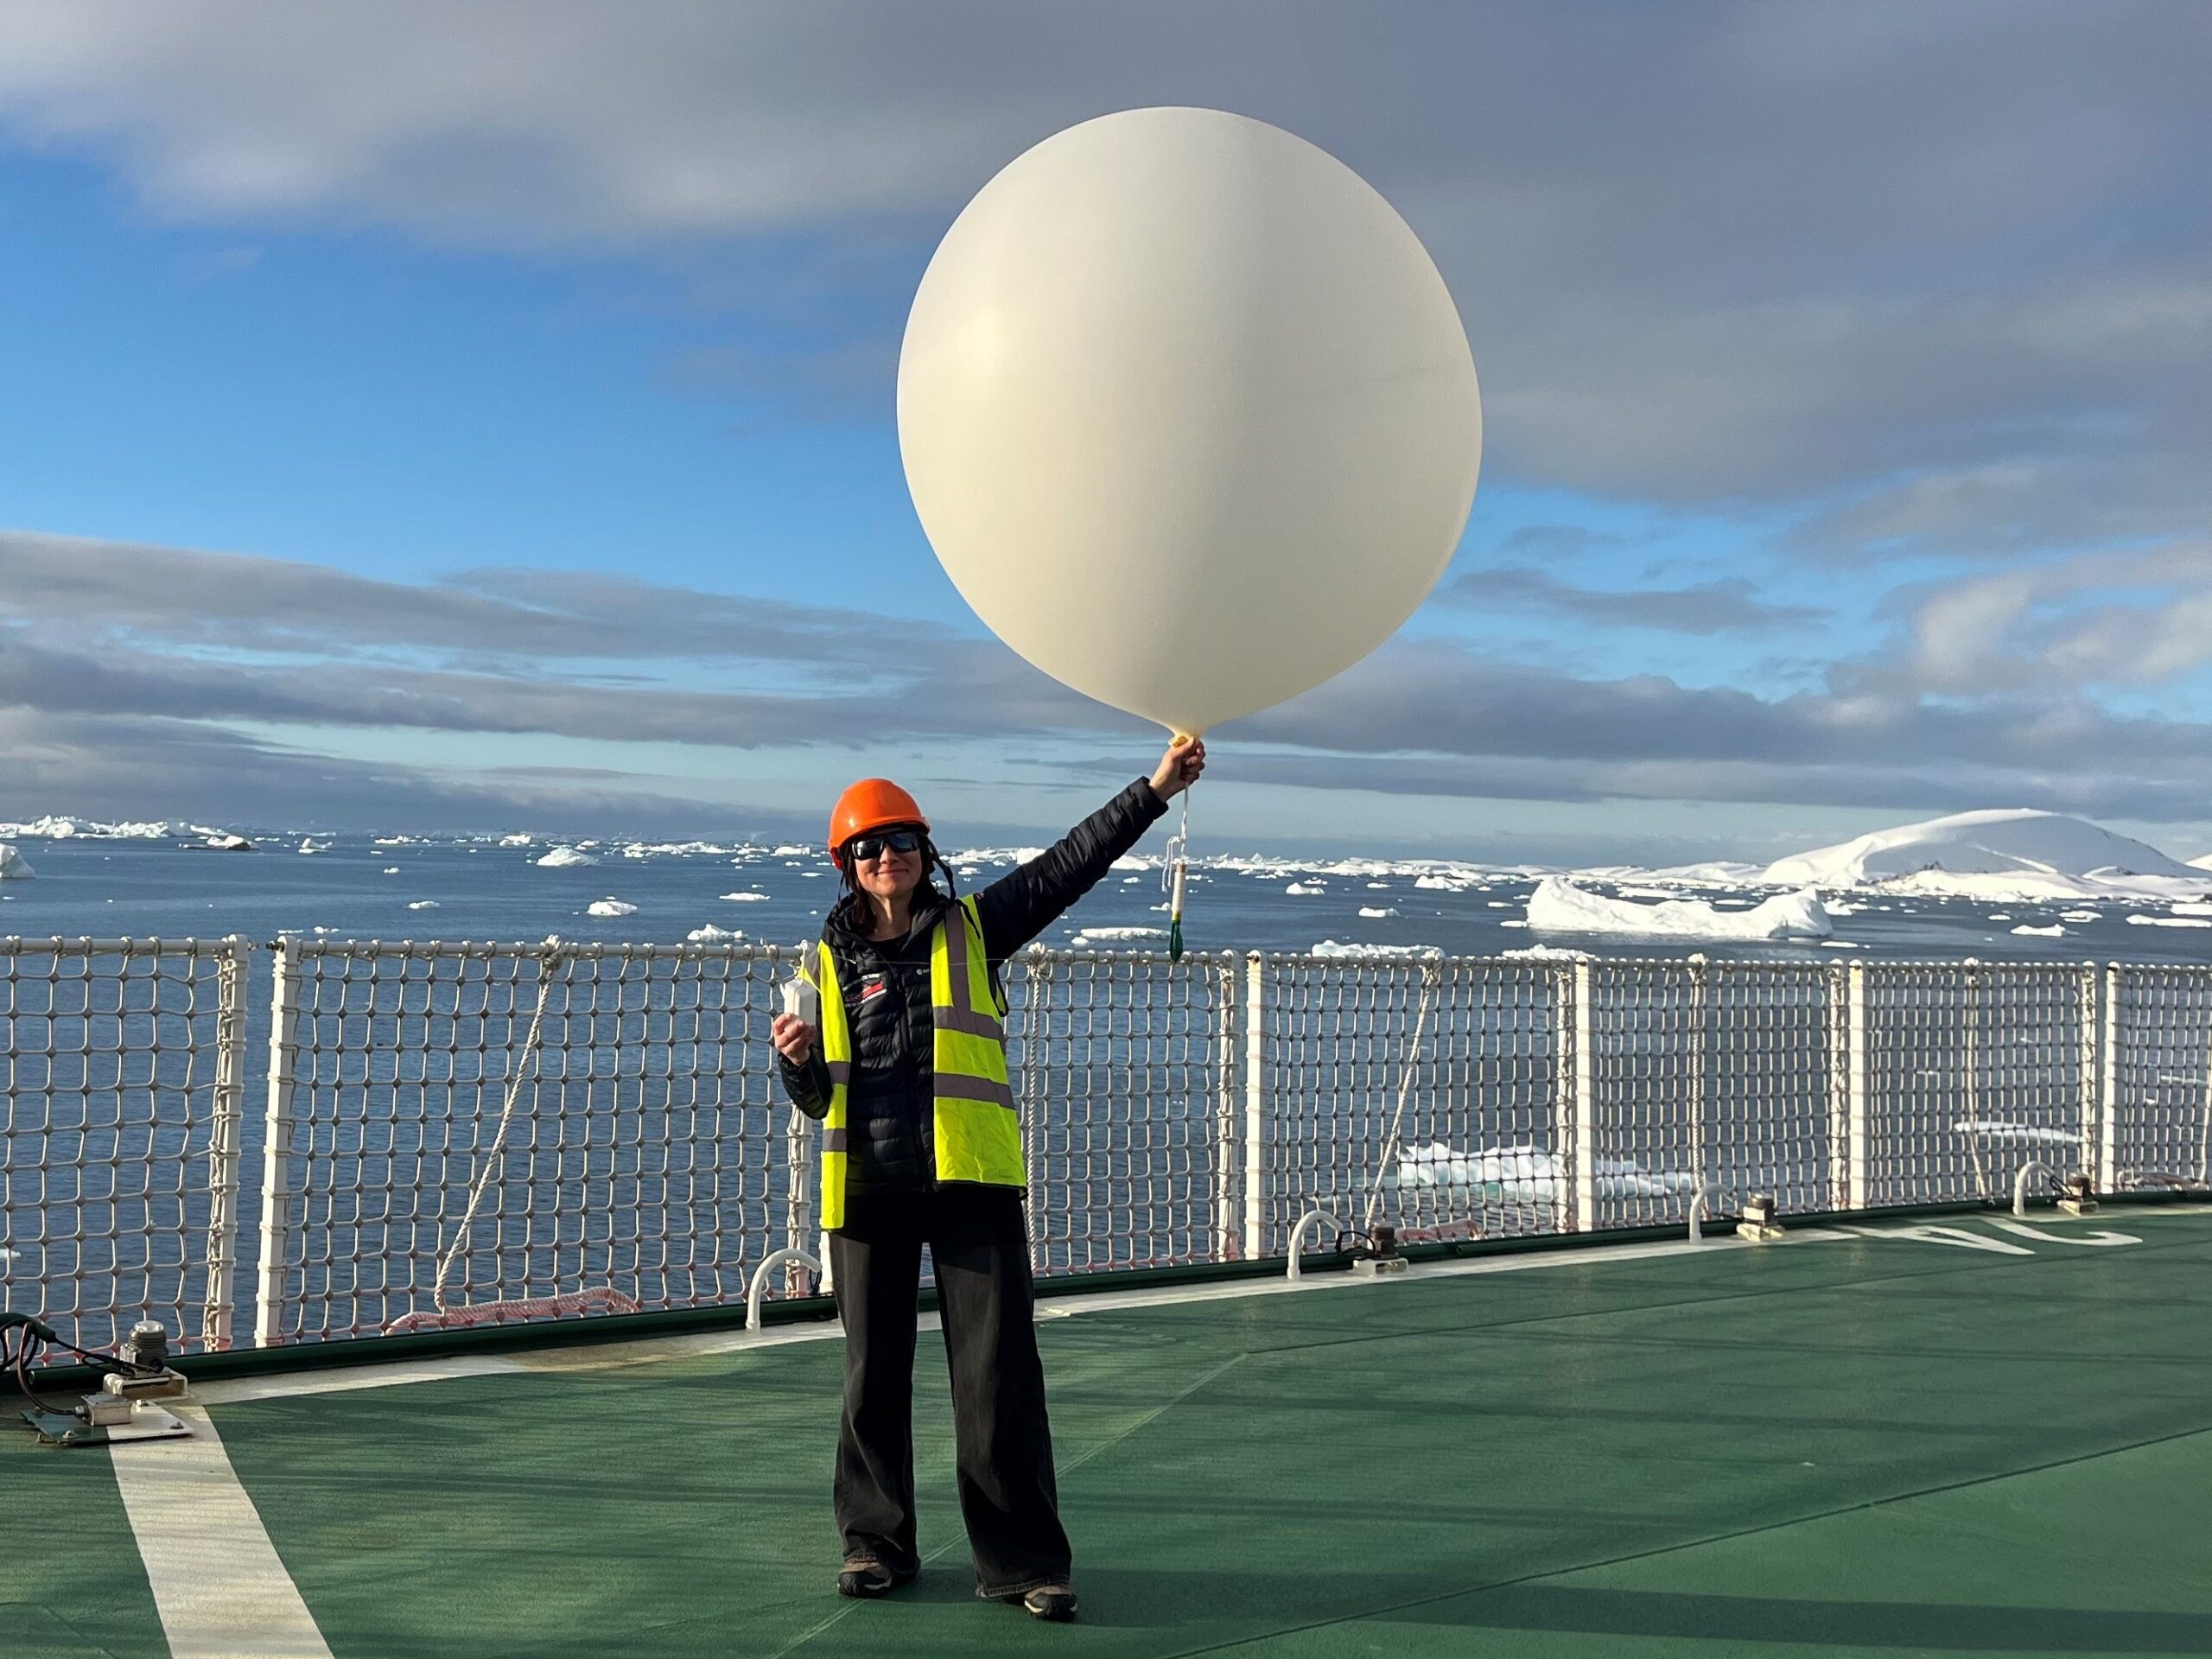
[407,899,439,911]
[0,815,177,839]
[499,833,535,847]
[1386,1141,1694,1203]
[718,891,770,902]
[1953,1119,2080,1148]
[1357,906,1398,918]
[1070,926,1165,948]
[587,899,638,918]
[686,923,744,944]
[0,842,34,880]
[1311,940,1443,959]
[536,846,597,868]
[1528,876,1830,941]
[1762,809,2207,901]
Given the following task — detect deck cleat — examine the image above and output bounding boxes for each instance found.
[1351,1223,1410,1278]
[1736,1194,1785,1242]
[17,1319,193,1447]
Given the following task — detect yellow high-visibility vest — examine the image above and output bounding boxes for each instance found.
[810,894,1021,1230]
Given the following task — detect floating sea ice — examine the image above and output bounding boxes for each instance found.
[407,900,439,910]
[499,833,534,847]
[383,867,400,875]
[536,846,596,868]
[1283,881,1324,895]
[0,842,35,880]
[2172,900,2212,917]
[1486,901,1510,909]
[1123,875,1142,884]
[1367,881,1392,889]
[686,924,744,943]
[1987,912,2012,923]
[1414,874,1475,892]
[2011,924,2065,937]
[1500,944,1592,961]
[1500,919,1528,928]
[1357,906,1397,918]
[1820,940,1860,948]
[2127,914,2212,929]
[2059,910,2100,923]
[718,892,770,902]
[587,899,638,918]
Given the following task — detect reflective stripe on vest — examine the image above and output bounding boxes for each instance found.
[811,895,1020,1230]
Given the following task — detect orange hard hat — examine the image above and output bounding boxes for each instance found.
[828,779,930,867]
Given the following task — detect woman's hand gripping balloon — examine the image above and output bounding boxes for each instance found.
[1150,735,1207,801]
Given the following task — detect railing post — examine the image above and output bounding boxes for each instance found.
[1213,953,1242,1262]
[1686,956,1710,1204]
[1565,962,1595,1233]
[1825,962,1849,1212]
[1846,962,1869,1211]
[2099,963,2122,1192]
[200,938,250,1351]
[2077,962,2100,1187]
[1243,952,1267,1260]
[253,940,301,1347]
[784,1105,815,1299]
[1961,959,1990,1200]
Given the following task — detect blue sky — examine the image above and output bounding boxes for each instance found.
[3,3,2209,864]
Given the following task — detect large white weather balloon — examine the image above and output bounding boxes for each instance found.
[899,106,1480,737]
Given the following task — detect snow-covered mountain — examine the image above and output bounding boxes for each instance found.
[1760,810,2206,901]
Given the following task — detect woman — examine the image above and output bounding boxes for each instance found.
[772,735,1205,1622]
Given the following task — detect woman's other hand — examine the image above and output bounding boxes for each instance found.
[771,1013,817,1065]
[1150,735,1207,801]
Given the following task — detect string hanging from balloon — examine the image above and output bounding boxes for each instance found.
[1163,784,1192,963]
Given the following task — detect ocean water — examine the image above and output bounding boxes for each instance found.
[6,830,2212,963]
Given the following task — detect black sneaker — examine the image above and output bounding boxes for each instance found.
[1022,1584,1078,1622]
[836,1558,912,1599]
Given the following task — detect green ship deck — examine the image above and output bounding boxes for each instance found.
[8,1206,2211,1658]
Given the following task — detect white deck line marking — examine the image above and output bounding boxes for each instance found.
[110,1402,334,1659]
[185,1206,2210,1403]
[194,1355,528,1407]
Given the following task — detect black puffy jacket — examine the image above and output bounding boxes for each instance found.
[779,777,1167,1195]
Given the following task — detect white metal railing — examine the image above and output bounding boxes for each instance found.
[1,938,250,1353]
[6,938,2212,1359]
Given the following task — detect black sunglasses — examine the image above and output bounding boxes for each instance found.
[848,829,925,863]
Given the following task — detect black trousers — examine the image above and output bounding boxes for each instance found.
[830,1185,1073,1596]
